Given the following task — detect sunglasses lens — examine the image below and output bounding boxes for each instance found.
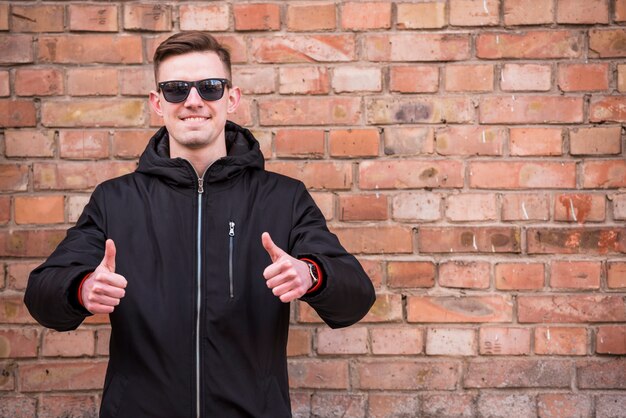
[161,81,191,103]
[197,79,225,101]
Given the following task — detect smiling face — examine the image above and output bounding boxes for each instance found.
[149,51,240,168]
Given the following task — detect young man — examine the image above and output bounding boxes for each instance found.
[25,32,375,417]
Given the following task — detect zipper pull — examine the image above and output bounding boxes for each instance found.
[198,178,204,194]
[229,221,235,237]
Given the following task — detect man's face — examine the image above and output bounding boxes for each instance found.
[149,51,240,157]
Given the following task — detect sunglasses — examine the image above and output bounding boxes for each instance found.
[157,78,231,103]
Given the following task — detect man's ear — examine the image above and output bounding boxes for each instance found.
[227,86,241,114]
[149,90,163,117]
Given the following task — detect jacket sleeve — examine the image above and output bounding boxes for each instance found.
[289,182,376,329]
[24,187,107,332]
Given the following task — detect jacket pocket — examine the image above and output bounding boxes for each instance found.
[228,220,235,299]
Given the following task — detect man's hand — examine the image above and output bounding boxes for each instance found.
[262,232,312,303]
[81,239,127,314]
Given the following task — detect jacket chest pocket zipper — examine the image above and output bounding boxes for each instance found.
[228,221,235,299]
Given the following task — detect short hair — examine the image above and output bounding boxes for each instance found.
[153,31,232,84]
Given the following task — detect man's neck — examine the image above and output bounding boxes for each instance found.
[170,142,227,177]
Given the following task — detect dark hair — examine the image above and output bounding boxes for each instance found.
[153,31,232,84]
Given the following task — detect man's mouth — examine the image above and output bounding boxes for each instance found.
[180,116,210,122]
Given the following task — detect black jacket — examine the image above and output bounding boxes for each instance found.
[25,122,375,418]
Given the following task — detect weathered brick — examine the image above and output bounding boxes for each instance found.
[7,262,40,291]
[436,126,505,156]
[360,293,403,323]
[124,3,171,31]
[360,160,464,190]
[0,328,38,358]
[0,361,15,390]
[422,394,475,418]
[477,31,581,59]
[329,129,379,158]
[20,361,107,392]
[519,295,626,323]
[590,29,626,57]
[290,391,311,417]
[502,193,550,221]
[15,196,65,225]
[392,192,442,222]
[495,262,545,290]
[450,0,499,26]
[0,295,37,323]
[339,194,387,221]
[389,65,439,93]
[251,35,355,63]
[384,127,434,156]
[34,162,135,191]
[465,359,571,388]
[368,393,420,418]
[0,3,8,30]
[537,394,592,418]
[42,329,95,357]
[0,230,66,258]
[0,164,29,191]
[439,260,490,289]
[470,161,576,189]
[5,130,55,157]
[11,5,64,32]
[67,68,118,96]
[387,261,435,288]
[557,0,609,24]
[316,327,368,355]
[266,161,351,190]
[577,359,626,389]
[618,0,626,21]
[527,227,626,254]
[504,0,553,25]
[311,393,366,417]
[39,395,99,418]
[418,227,521,254]
[365,33,470,61]
[583,160,626,188]
[278,66,329,95]
[0,35,33,64]
[287,3,336,32]
[42,99,145,128]
[179,4,230,31]
[619,64,626,92]
[397,2,446,29]
[476,394,536,418]
[590,96,626,122]
[358,258,383,289]
[446,193,498,221]
[333,66,381,93]
[287,328,311,357]
[0,100,37,127]
[39,35,143,64]
[501,63,551,91]
[607,262,626,288]
[60,130,110,160]
[570,126,621,156]
[479,327,531,355]
[368,97,474,125]
[480,96,583,124]
[596,325,626,355]
[407,295,513,323]
[558,63,609,92]
[68,195,90,224]
[596,395,626,418]
[370,327,423,355]
[251,129,272,160]
[554,194,605,223]
[535,326,587,355]
[0,196,9,225]
[120,67,155,96]
[332,226,413,254]
[259,97,361,126]
[426,327,476,356]
[288,359,349,389]
[355,360,459,390]
[96,328,110,356]
[233,66,275,95]
[510,127,563,156]
[15,68,64,96]
[341,2,391,30]
[0,70,8,97]
[0,396,36,418]
[69,4,118,32]
[274,129,325,158]
[234,3,280,31]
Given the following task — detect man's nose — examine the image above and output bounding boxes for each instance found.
[184,86,204,106]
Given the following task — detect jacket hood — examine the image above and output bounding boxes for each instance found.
[136,121,265,188]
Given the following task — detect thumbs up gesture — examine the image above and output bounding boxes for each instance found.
[81,239,128,314]
[262,232,312,303]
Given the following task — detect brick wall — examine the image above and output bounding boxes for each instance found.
[1,1,625,417]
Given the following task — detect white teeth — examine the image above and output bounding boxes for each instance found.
[183,117,207,122]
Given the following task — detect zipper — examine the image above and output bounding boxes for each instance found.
[195,176,203,418]
[228,221,235,299]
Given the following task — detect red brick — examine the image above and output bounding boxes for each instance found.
[0,4,7,30]
[502,193,550,221]
[422,394,475,417]
[520,295,626,323]
[439,260,490,289]
[365,33,470,62]
[384,127,434,156]
[597,395,626,417]
[251,129,272,160]
[0,35,34,64]
[111,130,147,159]
[0,70,8,97]
[578,359,626,389]
[252,35,355,63]
[124,3,171,31]
[341,2,391,30]
[39,35,143,64]
[570,126,621,156]
[450,0,499,26]
[7,262,40,291]
[465,359,571,388]
[0,164,29,191]
[333,66,381,92]
[43,329,95,357]
[329,129,379,157]
[274,129,325,158]
[554,194,606,223]
[619,64,626,92]
[311,393,366,417]
[359,293,403,323]
[228,97,253,128]
[339,194,387,221]
[119,67,154,96]
[39,395,98,418]
[590,29,626,57]
[535,327,587,355]
[470,161,576,189]
[446,193,497,221]
[15,196,64,225]
[397,2,446,29]
[356,360,459,390]
[480,96,583,124]
[392,192,442,221]
[445,64,494,92]
[332,226,413,254]
[278,66,329,95]
[389,65,439,93]
[15,68,64,96]
[0,197,9,225]
[437,126,504,157]
[527,227,626,254]
[618,0,626,21]
[495,262,545,290]
[42,99,145,128]
[370,327,423,355]
[0,361,15,390]
[259,97,360,126]
[591,96,626,122]
[179,4,230,31]
[550,260,602,289]
[234,3,280,31]
[557,0,609,23]
[607,262,626,288]
[504,0,554,25]
[20,361,107,392]
[316,327,368,355]
[0,99,36,127]
[418,227,521,254]
[288,359,348,389]
[69,4,118,32]
[596,326,626,355]
[11,5,64,32]
[290,392,311,417]
[266,161,351,190]
[510,127,563,156]
[0,230,65,258]
[359,258,383,289]
[477,31,581,59]
[233,67,275,95]
[0,295,37,323]
[387,261,435,288]
[582,160,626,188]
[5,130,55,157]
[479,327,531,355]
[60,130,110,160]
[559,63,609,92]
[368,393,420,418]
[0,328,38,358]
[407,295,513,323]
[614,194,626,221]
[0,396,36,418]
[368,97,474,124]
[501,63,551,91]
[426,327,476,356]
[33,161,136,191]
[360,160,463,190]
[537,394,592,418]
[82,313,110,325]
[287,328,311,357]
[287,3,336,31]
[67,68,118,96]
[477,394,535,417]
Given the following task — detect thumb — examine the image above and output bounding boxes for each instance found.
[101,239,116,273]
[262,232,286,262]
